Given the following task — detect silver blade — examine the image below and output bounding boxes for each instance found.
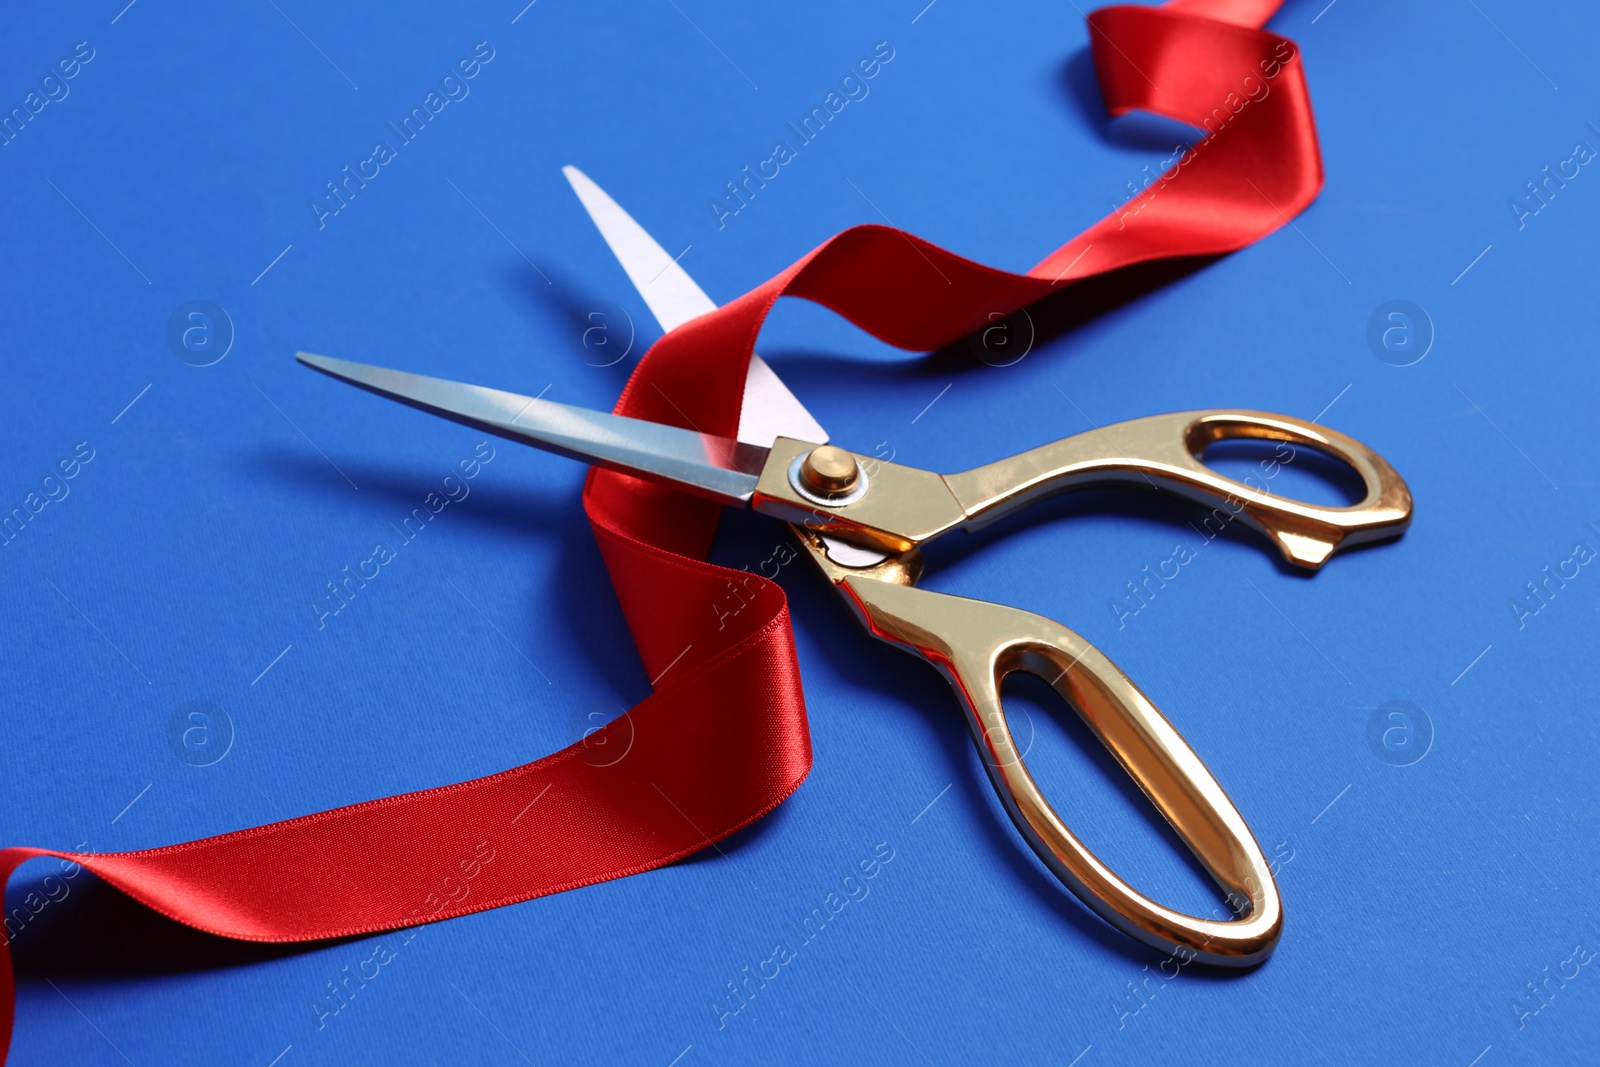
[296,352,763,506]
[561,165,828,449]
[562,164,716,335]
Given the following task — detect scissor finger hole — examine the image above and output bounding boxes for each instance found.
[1182,414,1385,509]
[991,669,1228,918]
[1198,437,1368,507]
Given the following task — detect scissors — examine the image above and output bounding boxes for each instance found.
[296,166,1412,966]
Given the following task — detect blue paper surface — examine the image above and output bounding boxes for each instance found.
[3,1,1598,1063]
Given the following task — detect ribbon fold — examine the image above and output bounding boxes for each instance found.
[0,1,1319,1058]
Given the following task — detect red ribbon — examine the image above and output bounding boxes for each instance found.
[0,1,1318,1057]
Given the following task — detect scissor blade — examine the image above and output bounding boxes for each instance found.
[562,164,716,334]
[295,352,764,506]
[561,165,829,449]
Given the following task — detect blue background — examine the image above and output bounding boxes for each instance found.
[2,0,1597,1063]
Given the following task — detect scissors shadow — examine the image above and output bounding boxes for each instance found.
[497,259,662,374]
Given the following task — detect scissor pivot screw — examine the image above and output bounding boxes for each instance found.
[800,446,859,493]
[788,445,869,507]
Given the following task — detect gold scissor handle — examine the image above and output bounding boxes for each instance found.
[833,572,1281,966]
[756,410,1410,567]
[944,409,1412,569]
